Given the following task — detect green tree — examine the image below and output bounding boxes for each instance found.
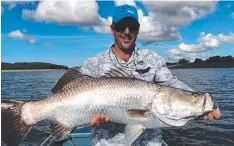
[178,59,189,64]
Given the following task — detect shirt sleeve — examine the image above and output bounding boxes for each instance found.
[154,55,194,91]
[80,52,109,78]
[80,57,103,78]
[80,62,96,77]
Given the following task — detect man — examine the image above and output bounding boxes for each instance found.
[54,4,221,146]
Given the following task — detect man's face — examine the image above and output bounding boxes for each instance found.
[112,17,140,51]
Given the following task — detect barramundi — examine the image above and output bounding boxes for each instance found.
[1,68,215,146]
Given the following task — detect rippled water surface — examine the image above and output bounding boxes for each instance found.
[1,68,234,146]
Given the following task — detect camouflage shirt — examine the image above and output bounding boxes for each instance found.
[80,47,193,146]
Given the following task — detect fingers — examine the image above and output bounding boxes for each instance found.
[90,114,109,127]
[203,113,213,120]
[90,117,98,126]
[203,107,221,120]
[212,107,221,119]
[207,112,214,120]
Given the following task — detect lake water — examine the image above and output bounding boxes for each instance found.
[1,68,234,146]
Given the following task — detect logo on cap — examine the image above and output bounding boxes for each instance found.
[113,4,138,23]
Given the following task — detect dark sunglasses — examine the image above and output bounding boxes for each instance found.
[112,18,140,33]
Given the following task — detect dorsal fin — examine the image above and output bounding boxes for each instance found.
[51,67,89,93]
[102,67,133,78]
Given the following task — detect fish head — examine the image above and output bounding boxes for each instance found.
[151,89,214,126]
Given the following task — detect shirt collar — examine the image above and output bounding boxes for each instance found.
[109,45,138,65]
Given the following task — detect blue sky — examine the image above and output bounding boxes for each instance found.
[1,1,234,67]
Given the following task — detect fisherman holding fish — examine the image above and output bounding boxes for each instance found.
[78,4,221,146]
[1,4,221,146]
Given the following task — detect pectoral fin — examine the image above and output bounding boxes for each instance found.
[124,124,146,146]
[127,109,149,118]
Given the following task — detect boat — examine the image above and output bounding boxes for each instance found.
[40,127,92,146]
[61,127,92,146]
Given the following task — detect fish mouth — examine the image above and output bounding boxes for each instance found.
[178,93,215,120]
[202,93,214,112]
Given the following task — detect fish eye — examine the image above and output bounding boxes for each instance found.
[192,92,201,97]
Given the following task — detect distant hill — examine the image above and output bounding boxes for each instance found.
[167,55,234,69]
[1,62,69,70]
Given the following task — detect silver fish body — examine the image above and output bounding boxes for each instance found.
[26,77,166,127]
[1,76,214,146]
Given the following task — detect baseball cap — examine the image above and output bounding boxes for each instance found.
[113,4,138,23]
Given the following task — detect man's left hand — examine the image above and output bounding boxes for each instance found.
[203,107,221,120]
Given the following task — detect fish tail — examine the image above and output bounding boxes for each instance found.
[1,100,34,146]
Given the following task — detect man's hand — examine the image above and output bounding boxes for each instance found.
[203,107,221,120]
[90,114,109,126]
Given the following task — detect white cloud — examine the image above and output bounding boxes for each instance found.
[200,32,205,36]
[93,17,112,33]
[114,0,136,6]
[199,33,234,48]
[177,43,206,53]
[137,9,181,45]
[168,48,209,61]
[27,37,36,44]
[138,1,216,44]
[8,30,36,44]
[2,1,31,10]
[20,1,217,45]
[79,26,90,32]
[231,12,234,19]
[167,32,234,61]
[199,33,220,48]
[142,1,217,27]
[9,3,17,10]
[22,0,102,26]
[8,30,24,39]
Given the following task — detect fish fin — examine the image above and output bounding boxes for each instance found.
[50,121,74,141]
[102,67,133,78]
[39,134,55,146]
[1,100,33,146]
[124,124,146,146]
[51,67,90,93]
[127,109,149,118]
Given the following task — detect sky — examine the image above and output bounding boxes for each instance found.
[1,0,234,67]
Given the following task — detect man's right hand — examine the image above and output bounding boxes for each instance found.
[90,114,109,126]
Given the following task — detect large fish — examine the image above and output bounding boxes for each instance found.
[1,68,215,146]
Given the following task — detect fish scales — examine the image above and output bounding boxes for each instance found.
[30,77,156,126]
[1,75,214,146]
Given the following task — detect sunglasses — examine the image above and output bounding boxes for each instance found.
[113,18,140,33]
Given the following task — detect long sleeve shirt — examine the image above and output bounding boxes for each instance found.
[80,47,193,146]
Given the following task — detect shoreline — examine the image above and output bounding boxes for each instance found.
[167,62,234,69]
[1,69,67,72]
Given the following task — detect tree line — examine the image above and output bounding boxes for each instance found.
[167,55,234,68]
[167,55,234,65]
[1,62,69,70]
